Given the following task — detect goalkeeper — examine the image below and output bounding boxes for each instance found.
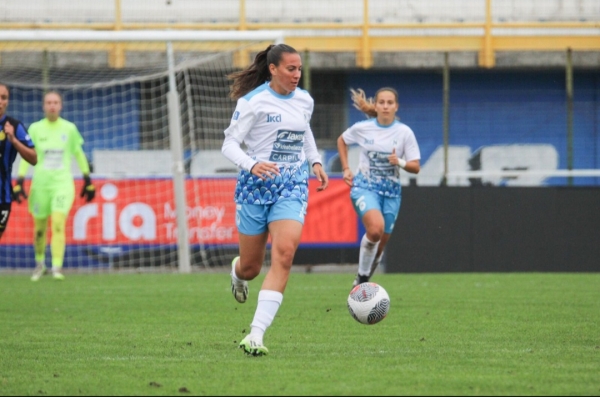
[13,91,96,281]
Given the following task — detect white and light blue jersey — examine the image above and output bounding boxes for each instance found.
[222,83,322,205]
[342,119,420,197]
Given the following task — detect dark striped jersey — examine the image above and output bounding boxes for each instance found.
[0,115,34,204]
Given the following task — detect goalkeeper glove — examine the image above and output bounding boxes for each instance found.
[80,175,96,202]
[11,177,27,203]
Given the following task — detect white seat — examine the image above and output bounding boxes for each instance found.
[93,150,173,178]
[190,151,238,176]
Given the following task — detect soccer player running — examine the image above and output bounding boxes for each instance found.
[14,91,96,281]
[222,44,328,356]
[0,83,38,240]
[337,88,421,287]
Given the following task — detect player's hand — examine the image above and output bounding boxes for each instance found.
[388,148,399,165]
[389,148,407,169]
[250,162,280,181]
[3,121,16,143]
[312,163,329,191]
[342,167,354,187]
[11,177,27,203]
[80,175,96,202]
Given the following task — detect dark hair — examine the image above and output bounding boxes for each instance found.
[350,87,399,118]
[0,82,9,96]
[228,43,298,100]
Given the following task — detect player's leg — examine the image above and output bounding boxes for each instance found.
[369,195,402,277]
[28,184,52,281]
[31,217,49,281]
[49,212,68,280]
[231,204,270,303]
[239,199,305,356]
[48,184,75,280]
[351,188,385,285]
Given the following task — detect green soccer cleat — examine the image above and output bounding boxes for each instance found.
[52,270,65,281]
[239,335,268,357]
[30,264,47,282]
[230,256,248,303]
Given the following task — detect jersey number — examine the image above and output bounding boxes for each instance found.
[0,210,8,224]
[355,196,367,212]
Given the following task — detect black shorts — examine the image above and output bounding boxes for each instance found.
[0,203,12,232]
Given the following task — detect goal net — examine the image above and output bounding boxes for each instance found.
[0,30,283,272]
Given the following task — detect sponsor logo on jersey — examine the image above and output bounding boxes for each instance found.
[266,114,282,123]
[364,138,374,145]
[0,131,5,141]
[276,130,304,142]
[269,130,305,163]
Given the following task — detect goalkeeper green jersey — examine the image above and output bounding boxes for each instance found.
[27,117,86,187]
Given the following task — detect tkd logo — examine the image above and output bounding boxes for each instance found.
[266,114,282,123]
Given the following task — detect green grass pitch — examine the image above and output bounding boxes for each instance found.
[0,272,598,395]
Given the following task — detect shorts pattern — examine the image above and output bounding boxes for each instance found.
[353,172,401,198]
[235,162,309,205]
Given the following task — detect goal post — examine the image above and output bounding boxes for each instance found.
[0,29,284,273]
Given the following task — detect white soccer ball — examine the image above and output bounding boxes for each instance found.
[347,282,390,325]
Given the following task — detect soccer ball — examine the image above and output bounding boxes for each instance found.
[347,282,390,325]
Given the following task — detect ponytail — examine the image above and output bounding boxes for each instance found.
[350,88,377,118]
[228,43,298,100]
[350,87,399,119]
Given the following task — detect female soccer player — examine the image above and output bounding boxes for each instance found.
[337,88,421,287]
[222,43,328,356]
[14,91,95,281]
[0,82,37,240]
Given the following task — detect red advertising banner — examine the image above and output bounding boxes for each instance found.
[3,178,358,246]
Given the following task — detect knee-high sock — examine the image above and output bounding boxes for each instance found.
[249,290,283,343]
[358,234,380,276]
[34,218,48,264]
[50,212,67,269]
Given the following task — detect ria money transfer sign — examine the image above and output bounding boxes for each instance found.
[2,178,358,246]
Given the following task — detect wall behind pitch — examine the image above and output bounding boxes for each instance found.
[385,187,600,273]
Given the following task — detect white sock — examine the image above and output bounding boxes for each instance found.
[231,258,243,282]
[249,290,283,343]
[358,234,380,277]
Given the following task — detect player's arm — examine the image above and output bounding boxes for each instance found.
[74,147,95,202]
[222,100,279,181]
[303,126,328,191]
[337,130,356,187]
[11,155,32,203]
[4,121,37,165]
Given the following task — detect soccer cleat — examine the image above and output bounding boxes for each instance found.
[230,256,248,303]
[239,335,268,357]
[30,264,47,282]
[352,274,370,288]
[52,270,65,281]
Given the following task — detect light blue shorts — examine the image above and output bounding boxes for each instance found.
[236,198,307,236]
[350,187,401,234]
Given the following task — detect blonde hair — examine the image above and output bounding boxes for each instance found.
[350,87,399,119]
